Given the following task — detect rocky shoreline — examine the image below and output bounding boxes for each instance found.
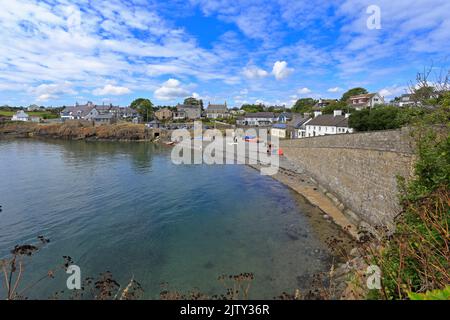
[0,121,162,142]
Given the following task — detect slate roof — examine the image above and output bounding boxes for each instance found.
[288,116,311,129]
[306,114,349,127]
[244,112,275,119]
[272,124,287,129]
[348,93,376,100]
[206,104,227,112]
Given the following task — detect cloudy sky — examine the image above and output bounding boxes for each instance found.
[1,0,449,107]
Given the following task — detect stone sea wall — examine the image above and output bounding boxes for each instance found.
[280,128,416,232]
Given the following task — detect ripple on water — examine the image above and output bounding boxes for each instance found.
[0,140,351,299]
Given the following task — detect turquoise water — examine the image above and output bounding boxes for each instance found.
[0,139,347,299]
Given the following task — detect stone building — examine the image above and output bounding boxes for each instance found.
[205,102,229,119]
[154,108,173,121]
[174,104,201,120]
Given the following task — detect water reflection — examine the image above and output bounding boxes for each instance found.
[0,139,352,299]
[41,139,157,174]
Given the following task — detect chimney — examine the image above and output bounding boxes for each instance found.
[313,111,322,117]
[333,110,343,117]
[345,113,350,118]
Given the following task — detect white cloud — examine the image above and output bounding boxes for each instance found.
[379,85,408,98]
[37,94,52,102]
[154,78,191,101]
[29,82,77,101]
[272,61,293,80]
[327,87,343,93]
[298,87,312,94]
[243,65,269,79]
[93,84,131,96]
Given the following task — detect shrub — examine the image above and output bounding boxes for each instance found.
[370,104,450,300]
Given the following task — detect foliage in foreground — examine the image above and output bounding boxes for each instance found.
[408,286,450,300]
[370,103,450,300]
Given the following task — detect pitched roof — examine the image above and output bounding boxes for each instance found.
[272,124,287,129]
[348,93,376,100]
[288,116,311,128]
[278,112,292,118]
[306,114,349,127]
[244,112,275,119]
[207,104,227,112]
[61,105,95,117]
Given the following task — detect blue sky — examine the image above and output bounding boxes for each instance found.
[0,0,449,107]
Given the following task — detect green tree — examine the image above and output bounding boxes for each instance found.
[412,86,436,105]
[130,98,153,121]
[291,98,316,114]
[240,104,265,113]
[348,106,410,131]
[340,87,368,102]
[183,97,201,106]
[321,100,352,114]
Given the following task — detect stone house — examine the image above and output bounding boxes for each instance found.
[92,114,116,125]
[174,104,202,120]
[205,102,229,119]
[154,108,173,121]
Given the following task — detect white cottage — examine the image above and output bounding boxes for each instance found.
[12,110,29,122]
[305,110,353,137]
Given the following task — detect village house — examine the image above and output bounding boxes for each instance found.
[30,116,41,123]
[173,104,202,120]
[270,124,288,139]
[60,102,138,121]
[146,119,161,129]
[287,116,312,139]
[305,110,353,137]
[27,104,41,112]
[276,112,293,123]
[230,109,245,116]
[205,102,229,119]
[236,112,276,126]
[314,99,339,109]
[154,108,173,121]
[60,102,99,120]
[271,115,312,139]
[11,110,29,122]
[347,93,385,110]
[92,114,116,125]
[394,94,416,107]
